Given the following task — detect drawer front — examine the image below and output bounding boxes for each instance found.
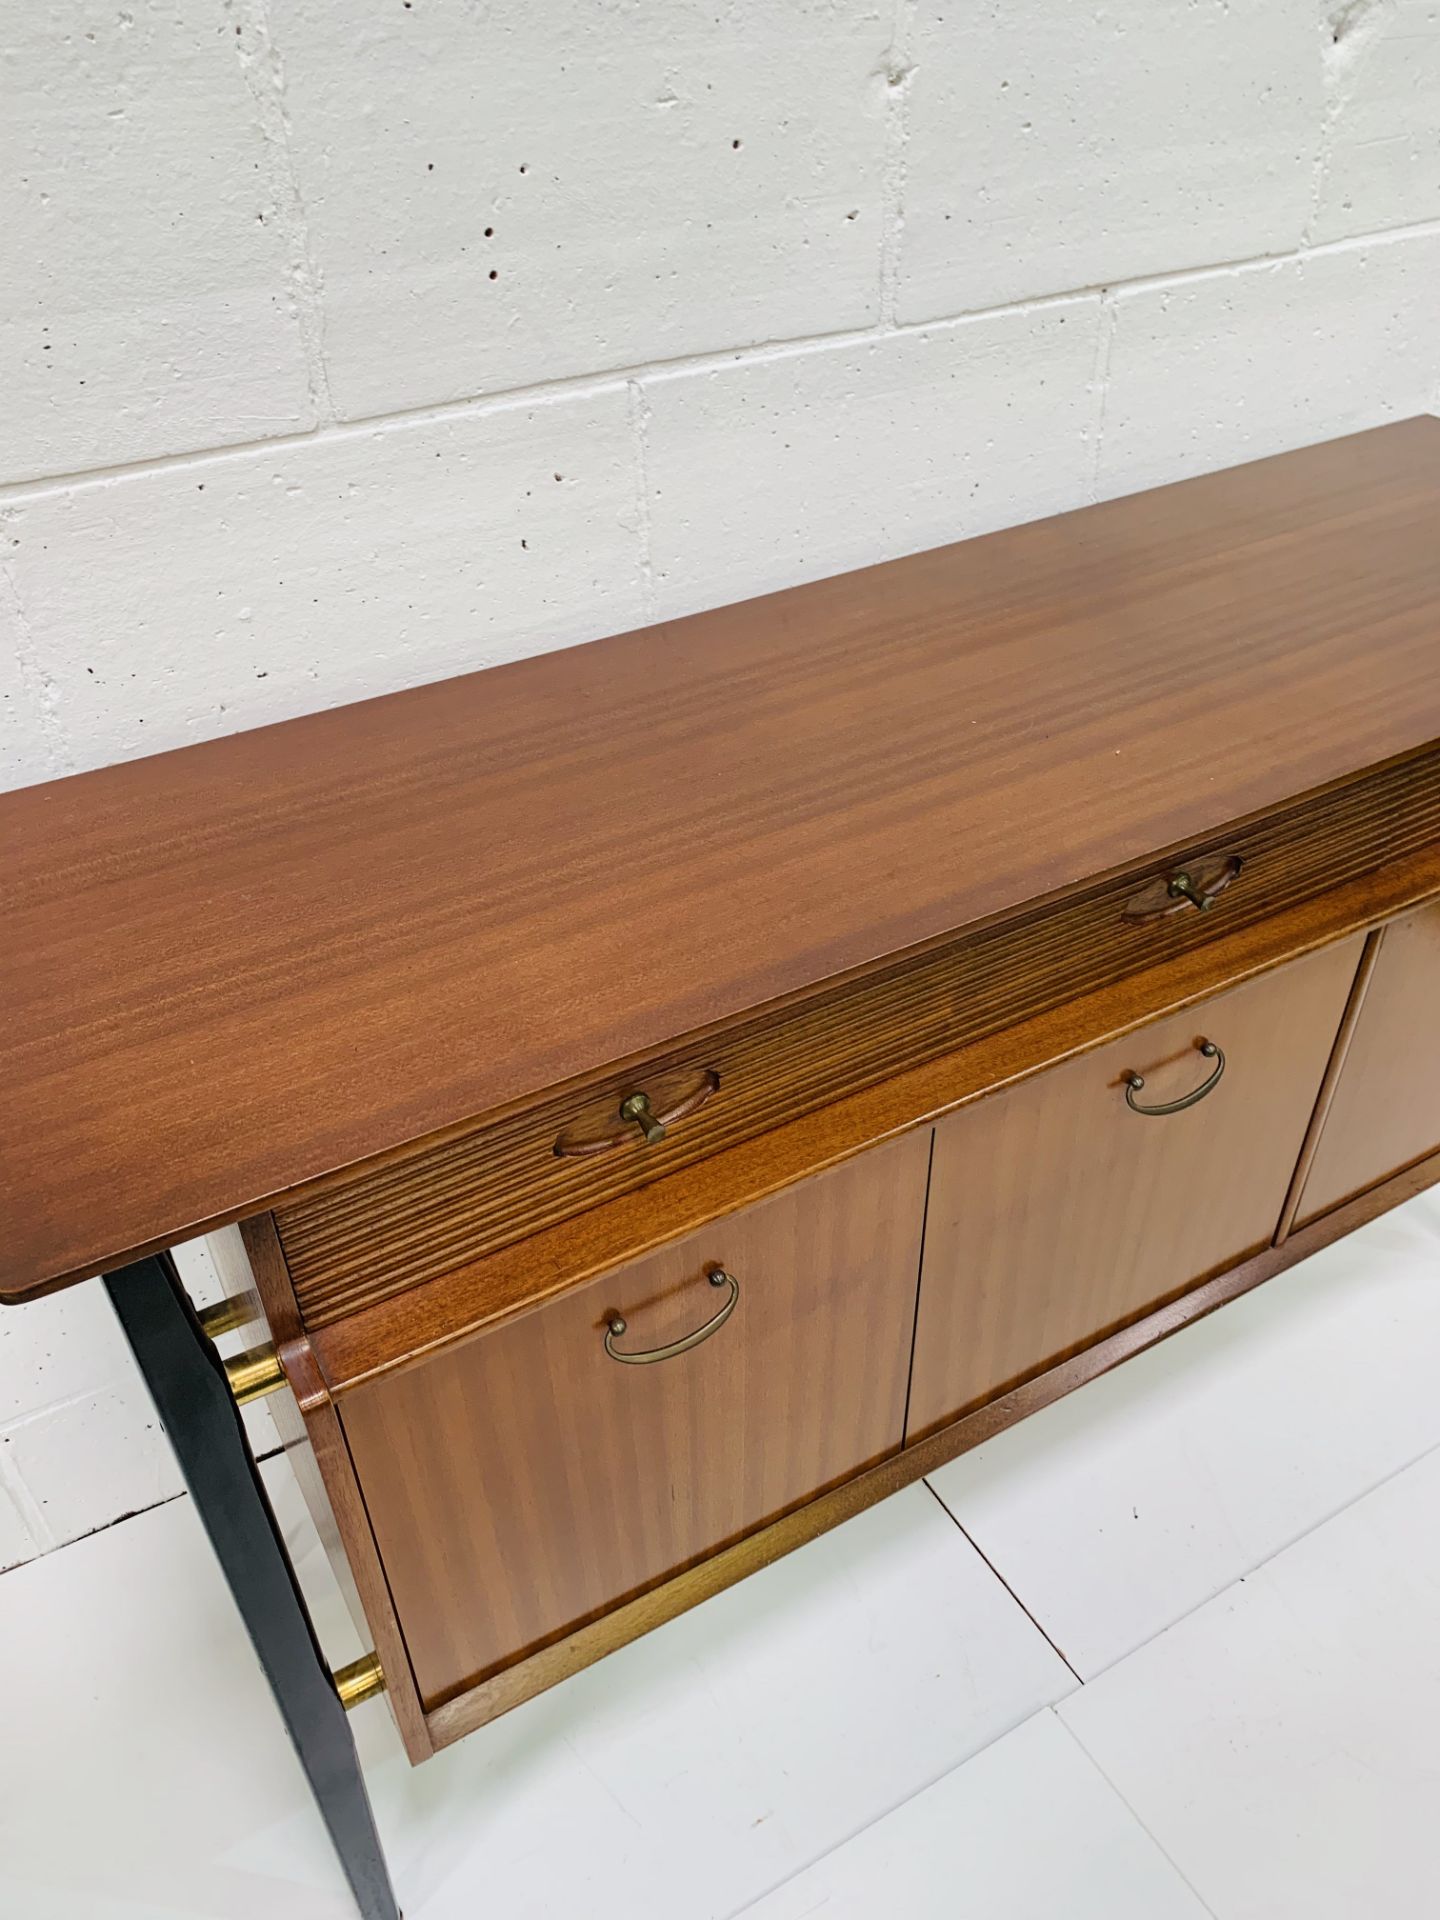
[906,935,1364,1439]
[1299,903,1440,1224]
[277,748,1440,1331]
[341,1130,931,1709]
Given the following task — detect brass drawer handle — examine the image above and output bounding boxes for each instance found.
[1124,854,1243,921]
[553,1070,720,1157]
[1167,868,1230,912]
[604,1268,740,1365]
[1124,1039,1225,1116]
[619,1091,666,1144]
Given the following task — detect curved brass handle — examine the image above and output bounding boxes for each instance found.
[554,1071,720,1157]
[604,1268,739,1365]
[1124,1039,1225,1116]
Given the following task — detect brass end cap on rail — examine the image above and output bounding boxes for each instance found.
[197,1294,283,1405]
[224,1342,286,1406]
[333,1652,386,1710]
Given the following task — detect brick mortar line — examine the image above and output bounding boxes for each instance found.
[0,1438,57,1560]
[228,0,338,426]
[626,378,659,625]
[0,512,75,776]
[1088,290,1120,505]
[877,0,919,328]
[0,1442,289,1580]
[3,213,1438,507]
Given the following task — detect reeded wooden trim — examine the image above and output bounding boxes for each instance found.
[424,1141,1440,1753]
[1273,926,1386,1245]
[310,837,1440,1400]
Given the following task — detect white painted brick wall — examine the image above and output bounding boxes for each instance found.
[0,1241,277,1569]
[898,0,1322,322]
[644,300,1102,620]
[8,390,647,765]
[2,1,316,484]
[3,0,1438,1571]
[1310,0,1440,242]
[1098,228,1440,495]
[275,0,896,419]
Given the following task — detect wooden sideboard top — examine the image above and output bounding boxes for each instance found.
[5,416,1440,1301]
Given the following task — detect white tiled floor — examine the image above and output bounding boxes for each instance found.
[1,1187,1437,1918]
[1059,1448,1440,1920]
[740,1711,1212,1920]
[928,1191,1440,1677]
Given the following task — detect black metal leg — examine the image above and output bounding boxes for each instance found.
[104,1253,402,1920]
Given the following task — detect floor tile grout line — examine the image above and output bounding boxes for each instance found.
[1050,1710,1221,1919]
[1070,1424,1440,1689]
[921,1479,1084,1686]
[722,1705,1060,1920]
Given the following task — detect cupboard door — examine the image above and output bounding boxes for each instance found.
[1298,905,1440,1224]
[907,936,1362,1439]
[342,1129,931,1708]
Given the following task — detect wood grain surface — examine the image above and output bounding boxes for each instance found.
[274,742,1440,1326]
[424,1139,1440,1747]
[906,935,1364,1436]
[7,418,1440,1300]
[1297,900,1440,1223]
[340,1131,932,1708]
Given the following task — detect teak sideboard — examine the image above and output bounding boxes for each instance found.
[7,419,1440,1919]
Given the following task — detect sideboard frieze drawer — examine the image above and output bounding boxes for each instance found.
[275,741,1440,1332]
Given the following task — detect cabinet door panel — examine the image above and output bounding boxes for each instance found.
[907,937,1362,1438]
[1298,906,1440,1224]
[343,1129,931,1708]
